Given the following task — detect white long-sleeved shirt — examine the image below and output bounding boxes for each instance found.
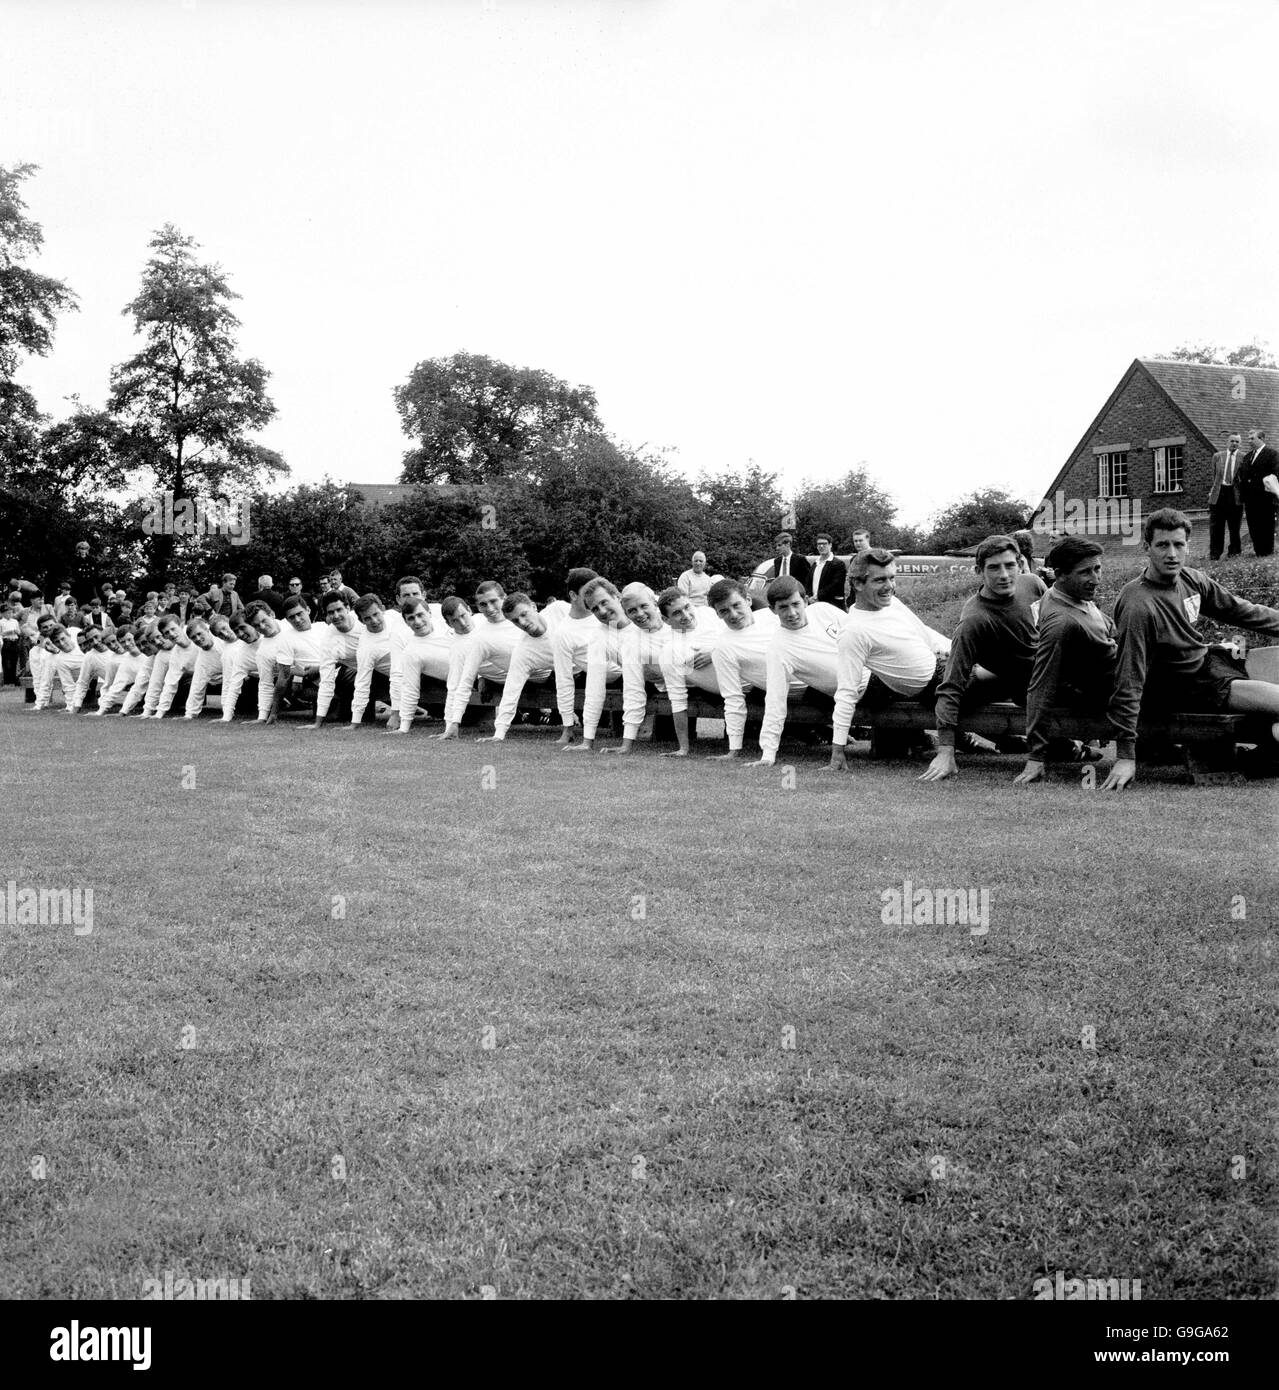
[69,650,120,711]
[397,627,454,728]
[491,633,558,737]
[710,610,783,751]
[760,602,849,759]
[119,655,156,714]
[255,628,298,719]
[315,620,365,720]
[581,624,634,741]
[176,640,229,718]
[619,624,673,740]
[153,641,201,717]
[282,620,332,670]
[657,608,724,713]
[444,619,523,725]
[350,624,407,724]
[140,646,182,715]
[487,604,571,737]
[32,634,81,707]
[29,644,54,707]
[51,647,87,705]
[832,598,951,746]
[550,614,608,728]
[94,652,144,713]
[219,639,262,721]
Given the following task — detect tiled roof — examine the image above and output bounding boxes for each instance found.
[345,483,415,508]
[1139,359,1279,446]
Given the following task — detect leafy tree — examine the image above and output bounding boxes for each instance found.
[795,464,919,553]
[509,435,701,597]
[173,480,390,597]
[0,163,82,579]
[394,351,601,485]
[693,462,787,580]
[0,162,77,394]
[101,224,285,578]
[922,487,1033,553]
[1154,340,1276,369]
[381,485,532,600]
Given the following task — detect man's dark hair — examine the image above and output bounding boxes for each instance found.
[656,586,684,616]
[440,595,469,621]
[707,578,746,607]
[320,590,348,614]
[243,599,273,621]
[501,592,534,617]
[566,567,598,595]
[766,575,805,607]
[474,580,505,601]
[975,534,1020,569]
[353,593,384,618]
[1047,535,1103,575]
[1143,507,1191,544]
[282,595,307,616]
[395,575,424,594]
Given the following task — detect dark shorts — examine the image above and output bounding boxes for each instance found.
[858,653,947,708]
[1142,648,1247,715]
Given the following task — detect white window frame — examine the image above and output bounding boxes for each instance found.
[1096,450,1129,498]
[1153,442,1185,493]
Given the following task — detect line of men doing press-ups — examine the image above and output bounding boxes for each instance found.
[24,507,1279,790]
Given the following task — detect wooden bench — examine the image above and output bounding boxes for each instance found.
[18,671,1265,784]
[462,681,1262,785]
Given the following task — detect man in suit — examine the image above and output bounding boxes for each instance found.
[1240,428,1278,558]
[809,534,847,609]
[1208,431,1245,560]
[252,574,290,618]
[769,532,813,592]
[166,584,199,626]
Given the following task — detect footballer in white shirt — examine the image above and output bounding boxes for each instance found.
[392,599,454,734]
[569,577,634,752]
[473,591,565,742]
[751,576,853,767]
[705,578,787,760]
[436,582,522,739]
[655,587,722,756]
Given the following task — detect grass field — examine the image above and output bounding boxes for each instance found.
[1,690,1275,1300]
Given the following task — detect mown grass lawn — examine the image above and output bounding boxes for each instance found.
[0,690,1274,1299]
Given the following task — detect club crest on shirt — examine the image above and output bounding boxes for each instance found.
[1183,594,1201,623]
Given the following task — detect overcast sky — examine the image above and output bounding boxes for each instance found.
[6,0,1277,526]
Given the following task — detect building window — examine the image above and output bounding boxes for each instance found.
[1097,451,1128,497]
[1153,444,1184,493]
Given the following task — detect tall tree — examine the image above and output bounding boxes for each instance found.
[104,224,284,577]
[0,164,84,583]
[394,351,602,485]
[794,464,917,552]
[0,162,77,395]
[923,487,1032,553]
[693,462,787,580]
[1154,340,1276,368]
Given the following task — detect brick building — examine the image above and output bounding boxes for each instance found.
[1034,359,1279,553]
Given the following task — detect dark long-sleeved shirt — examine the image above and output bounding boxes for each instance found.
[1025,587,1117,760]
[1108,566,1279,759]
[934,573,1046,745]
